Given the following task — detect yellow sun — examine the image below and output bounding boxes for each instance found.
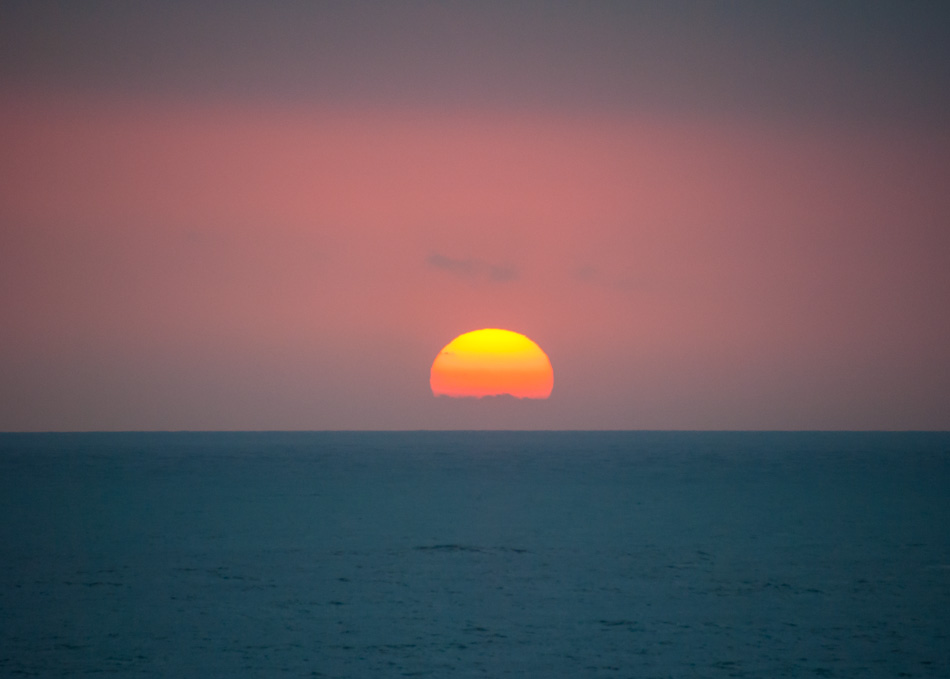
[430,328,554,399]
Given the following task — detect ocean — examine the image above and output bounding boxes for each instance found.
[1,431,948,677]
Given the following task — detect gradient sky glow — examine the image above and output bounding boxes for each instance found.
[2,1,949,430]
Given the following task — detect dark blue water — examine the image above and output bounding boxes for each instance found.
[1,431,948,677]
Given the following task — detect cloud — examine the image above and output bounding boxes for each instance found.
[427,253,478,275]
[488,264,518,282]
[573,264,648,292]
[427,253,519,283]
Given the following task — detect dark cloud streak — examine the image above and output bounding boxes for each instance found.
[427,253,518,283]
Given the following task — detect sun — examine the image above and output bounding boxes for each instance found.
[430,328,554,399]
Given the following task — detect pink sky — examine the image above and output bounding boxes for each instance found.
[2,3,949,430]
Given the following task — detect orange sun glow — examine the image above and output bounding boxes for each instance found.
[430,328,554,399]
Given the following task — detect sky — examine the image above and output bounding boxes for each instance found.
[1,1,949,431]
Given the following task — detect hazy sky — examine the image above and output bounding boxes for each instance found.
[2,1,949,430]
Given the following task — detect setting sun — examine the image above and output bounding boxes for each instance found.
[430,329,554,399]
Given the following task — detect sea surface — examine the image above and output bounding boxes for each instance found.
[1,431,948,678]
